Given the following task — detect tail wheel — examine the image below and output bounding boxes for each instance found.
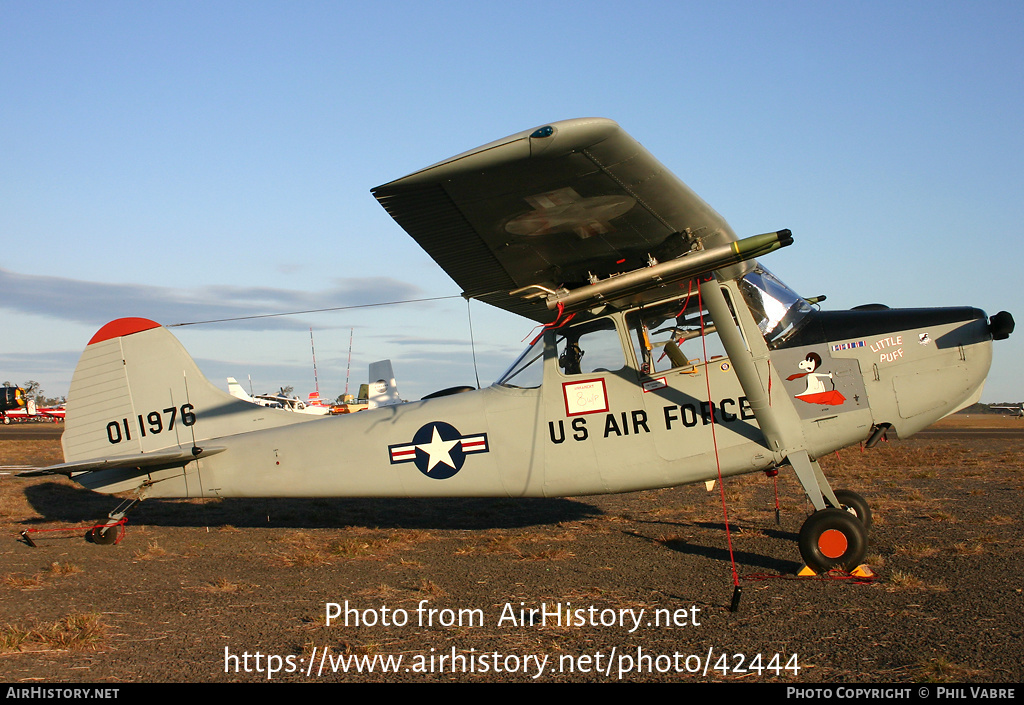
[798,508,868,572]
[828,489,872,531]
[88,526,119,545]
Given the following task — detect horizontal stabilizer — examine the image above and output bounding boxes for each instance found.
[34,445,227,477]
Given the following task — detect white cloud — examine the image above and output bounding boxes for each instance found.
[0,267,428,331]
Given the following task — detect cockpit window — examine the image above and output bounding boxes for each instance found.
[627,296,726,375]
[738,265,814,347]
[555,318,625,376]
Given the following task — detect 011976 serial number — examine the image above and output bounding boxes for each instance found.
[106,404,196,444]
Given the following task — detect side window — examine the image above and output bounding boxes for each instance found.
[556,318,625,376]
[628,302,728,376]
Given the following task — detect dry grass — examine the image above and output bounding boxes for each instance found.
[133,540,169,560]
[951,541,985,555]
[355,583,403,600]
[887,570,926,590]
[0,612,107,653]
[0,439,63,467]
[2,562,82,590]
[886,570,947,593]
[417,578,445,597]
[454,528,577,561]
[268,529,432,567]
[198,577,247,593]
[912,655,985,682]
[1,572,45,590]
[44,561,82,576]
[2,421,1022,682]
[894,543,940,558]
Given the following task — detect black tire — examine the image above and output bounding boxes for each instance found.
[88,526,119,545]
[798,508,868,572]
[828,489,872,532]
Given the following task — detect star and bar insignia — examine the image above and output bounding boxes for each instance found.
[388,421,489,479]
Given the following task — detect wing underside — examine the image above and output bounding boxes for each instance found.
[372,118,739,323]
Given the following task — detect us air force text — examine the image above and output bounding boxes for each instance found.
[548,396,756,444]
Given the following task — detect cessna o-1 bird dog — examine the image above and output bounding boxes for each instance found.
[34,118,1013,574]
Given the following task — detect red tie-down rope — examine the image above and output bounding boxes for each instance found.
[20,518,126,547]
[696,280,743,611]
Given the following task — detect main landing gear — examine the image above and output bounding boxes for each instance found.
[787,451,872,572]
[798,503,868,573]
[828,488,872,531]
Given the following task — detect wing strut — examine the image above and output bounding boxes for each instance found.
[697,277,839,509]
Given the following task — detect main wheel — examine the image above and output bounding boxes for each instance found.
[88,526,119,545]
[798,508,868,572]
[828,489,872,531]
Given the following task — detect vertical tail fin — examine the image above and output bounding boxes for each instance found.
[226,377,253,402]
[62,318,313,463]
[367,359,403,408]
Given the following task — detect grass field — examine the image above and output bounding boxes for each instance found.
[1,417,1022,683]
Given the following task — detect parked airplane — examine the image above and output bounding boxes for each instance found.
[2,386,65,423]
[2,406,65,424]
[34,118,1012,575]
[991,403,1023,418]
[226,377,330,415]
[1,386,29,422]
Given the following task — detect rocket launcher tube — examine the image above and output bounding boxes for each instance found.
[545,230,793,312]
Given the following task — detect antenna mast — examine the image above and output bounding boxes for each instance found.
[310,327,320,398]
[344,327,353,396]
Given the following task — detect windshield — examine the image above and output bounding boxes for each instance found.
[738,265,814,346]
[495,335,546,388]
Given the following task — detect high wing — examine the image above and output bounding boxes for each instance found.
[372,118,740,323]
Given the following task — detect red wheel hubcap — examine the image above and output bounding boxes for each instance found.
[818,529,848,559]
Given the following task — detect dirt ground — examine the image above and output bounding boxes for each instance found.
[1,415,1022,683]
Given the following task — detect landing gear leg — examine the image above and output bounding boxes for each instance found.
[788,450,840,510]
[697,279,872,573]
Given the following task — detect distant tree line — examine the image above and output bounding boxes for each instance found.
[958,402,1022,415]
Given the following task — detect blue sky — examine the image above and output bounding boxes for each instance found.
[2,1,1022,403]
